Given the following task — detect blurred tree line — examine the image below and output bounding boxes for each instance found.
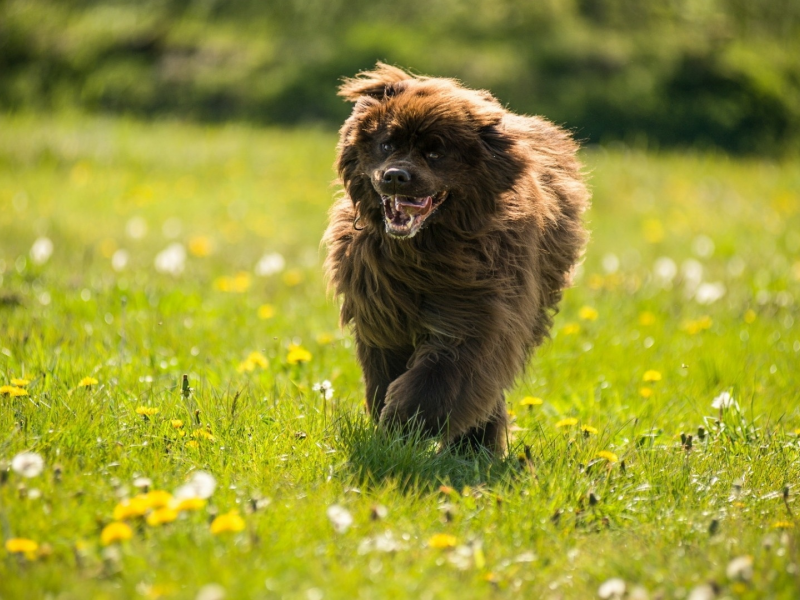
[2,0,799,154]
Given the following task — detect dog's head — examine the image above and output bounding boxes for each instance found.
[336,63,519,239]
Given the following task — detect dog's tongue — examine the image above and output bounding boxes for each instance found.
[395,195,433,217]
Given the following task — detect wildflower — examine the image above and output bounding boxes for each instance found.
[282,270,303,287]
[113,496,150,520]
[111,249,129,272]
[174,471,217,500]
[11,452,44,478]
[10,378,30,386]
[561,323,580,335]
[210,510,245,535]
[712,391,737,410]
[642,218,664,243]
[213,272,251,293]
[237,351,269,373]
[254,252,285,276]
[643,370,662,382]
[171,420,184,429]
[598,578,627,599]
[695,282,726,305]
[313,380,334,401]
[638,311,656,326]
[192,429,216,442]
[653,257,677,286]
[581,425,598,435]
[639,387,654,398]
[578,306,598,321]
[5,538,39,559]
[30,237,54,265]
[773,521,794,529]
[555,418,578,428]
[428,533,458,549]
[286,344,312,365]
[327,505,353,533]
[257,304,276,319]
[154,243,186,276]
[0,385,28,397]
[185,440,199,449]
[101,522,133,545]
[78,377,98,388]
[682,316,713,335]
[597,451,619,463]
[172,497,206,512]
[146,507,178,527]
[520,396,543,407]
[188,236,212,257]
[135,406,159,417]
[726,555,753,582]
[143,490,173,509]
[133,477,152,490]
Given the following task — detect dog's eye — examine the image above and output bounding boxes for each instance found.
[426,151,443,160]
[380,142,394,154]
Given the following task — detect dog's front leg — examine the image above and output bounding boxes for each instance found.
[356,338,413,423]
[379,340,501,443]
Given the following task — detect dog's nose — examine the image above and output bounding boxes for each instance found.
[382,168,411,186]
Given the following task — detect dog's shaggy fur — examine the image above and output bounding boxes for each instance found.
[324,64,590,453]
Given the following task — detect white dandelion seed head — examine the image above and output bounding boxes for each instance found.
[175,470,217,499]
[254,252,286,277]
[195,583,226,600]
[681,259,704,291]
[598,578,627,599]
[126,216,148,239]
[653,257,677,286]
[154,243,186,276]
[11,451,45,478]
[695,282,726,305]
[313,380,334,400]
[111,249,129,272]
[602,253,619,274]
[327,504,353,533]
[712,391,737,410]
[30,237,54,265]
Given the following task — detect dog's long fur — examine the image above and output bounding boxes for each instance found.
[323,64,590,452]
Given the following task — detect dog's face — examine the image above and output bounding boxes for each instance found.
[337,66,518,239]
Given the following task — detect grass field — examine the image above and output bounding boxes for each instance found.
[1,113,799,599]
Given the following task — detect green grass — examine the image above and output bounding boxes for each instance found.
[1,113,799,599]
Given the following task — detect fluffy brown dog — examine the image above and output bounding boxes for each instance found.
[324,64,589,453]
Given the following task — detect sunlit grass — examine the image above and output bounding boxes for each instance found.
[1,113,799,598]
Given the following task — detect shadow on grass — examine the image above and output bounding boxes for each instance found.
[333,411,523,491]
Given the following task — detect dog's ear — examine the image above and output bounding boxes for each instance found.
[339,62,414,102]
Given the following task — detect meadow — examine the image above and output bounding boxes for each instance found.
[1,113,799,599]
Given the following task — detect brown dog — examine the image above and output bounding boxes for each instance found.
[324,64,589,453]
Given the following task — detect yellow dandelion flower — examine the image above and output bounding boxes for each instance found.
[192,429,216,442]
[316,332,334,345]
[639,387,654,398]
[282,269,303,287]
[143,490,173,509]
[0,385,28,397]
[185,440,199,449]
[507,408,516,419]
[794,428,800,436]
[5,538,39,559]
[188,236,212,257]
[78,377,98,387]
[520,396,543,407]
[428,533,458,549]
[113,496,151,520]
[744,309,756,324]
[597,450,619,463]
[642,218,664,243]
[773,521,794,529]
[286,344,312,365]
[561,323,581,335]
[638,312,656,326]
[171,419,184,429]
[11,378,30,386]
[146,507,179,527]
[136,406,159,417]
[101,522,133,545]
[556,418,578,428]
[173,497,206,512]
[210,510,245,535]
[257,304,276,320]
[578,306,598,321]
[682,316,713,335]
[245,351,269,370]
[581,425,598,435]
[643,370,662,382]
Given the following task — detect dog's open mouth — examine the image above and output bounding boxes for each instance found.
[381,191,448,238]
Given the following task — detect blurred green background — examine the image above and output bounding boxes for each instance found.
[2,0,799,154]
